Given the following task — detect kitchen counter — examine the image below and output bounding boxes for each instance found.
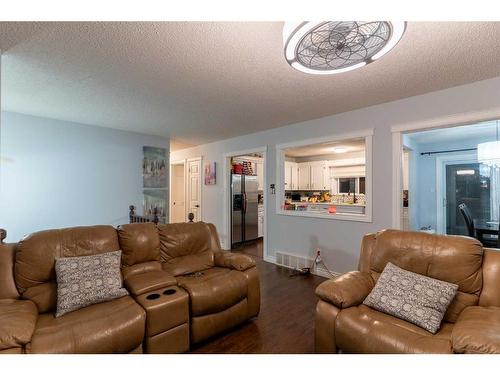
[287,200,366,215]
[290,201,366,207]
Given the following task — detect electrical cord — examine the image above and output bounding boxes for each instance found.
[313,254,337,278]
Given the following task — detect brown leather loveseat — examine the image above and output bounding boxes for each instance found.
[315,229,500,354]
[0,222,259,354]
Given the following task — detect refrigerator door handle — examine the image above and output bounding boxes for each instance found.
[243,193,247,213]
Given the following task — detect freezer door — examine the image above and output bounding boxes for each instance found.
[231,174,243,246]
[244,191,259,241]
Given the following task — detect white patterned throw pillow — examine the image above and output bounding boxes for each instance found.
[363,262,458,333]
[55,250,129,317]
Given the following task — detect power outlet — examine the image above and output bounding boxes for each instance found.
[315,248,322,264]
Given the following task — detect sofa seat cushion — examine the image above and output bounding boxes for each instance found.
[28,296,145,353]
[335,304,453,353]
[0,299,38,350]
[177,267,247,317]
[451,306,500,354]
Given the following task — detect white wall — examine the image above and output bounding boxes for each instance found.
[0,112,169,242]
[171,76,500,274]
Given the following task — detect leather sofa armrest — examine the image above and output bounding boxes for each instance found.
[124,270,177,297]
[315,271,375,309]
[451,306,500,354]
[214,252,256,271]
[0,299,38,351]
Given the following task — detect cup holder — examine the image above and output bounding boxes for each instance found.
[146,293,161,300]
[163,288,176,296]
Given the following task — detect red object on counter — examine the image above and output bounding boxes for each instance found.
[233,164,243,174]
[328,205,337,214]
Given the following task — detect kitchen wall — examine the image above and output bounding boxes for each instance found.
[0,111,169,241]
[171,76,500,274]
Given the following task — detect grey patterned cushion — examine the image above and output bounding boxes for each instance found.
[363,262,458,333]
[55,250,128,317]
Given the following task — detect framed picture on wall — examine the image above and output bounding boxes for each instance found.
[204,162,216,185]
[143,189,167,223]
[143,146,167,188]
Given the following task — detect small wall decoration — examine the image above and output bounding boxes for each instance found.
[204,162,216,185]
[143,146,167,188]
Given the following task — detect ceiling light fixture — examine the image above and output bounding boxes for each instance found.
[478,120,500,169]
[332,147,347,154]
[456,170,475,176]
[283,21,406,75]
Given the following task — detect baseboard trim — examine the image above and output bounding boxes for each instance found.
[263,252,338,279]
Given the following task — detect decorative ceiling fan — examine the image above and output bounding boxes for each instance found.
[283,21,406,75]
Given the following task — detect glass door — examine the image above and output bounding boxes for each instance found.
[445,163,491,235]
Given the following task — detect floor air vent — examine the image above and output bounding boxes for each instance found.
[275,251,313,270]
[275,251,336,279]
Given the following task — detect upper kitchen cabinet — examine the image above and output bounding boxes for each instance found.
[294,161,327,190]
[310,161,327,190]
[284,161,298,190]
[256,161,264,191]
[297,163,310,190]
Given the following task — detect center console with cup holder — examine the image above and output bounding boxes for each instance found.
[135,286,189,354]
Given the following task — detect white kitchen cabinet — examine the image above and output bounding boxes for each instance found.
[310,161,327,190]
[290,163,298,190]
[284,161,292,190]
[295,161,327,190]
[256,161,264,191]
[297,164,311,190]
[284,161,299,190]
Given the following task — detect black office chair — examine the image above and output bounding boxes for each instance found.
[497,205,500,249]
[458,203,475,238]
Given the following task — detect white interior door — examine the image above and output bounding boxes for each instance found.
[170,163,185,223]
[187,157,202,221]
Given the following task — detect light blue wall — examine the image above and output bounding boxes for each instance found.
[0,111,169,242]
[409,136,493,231]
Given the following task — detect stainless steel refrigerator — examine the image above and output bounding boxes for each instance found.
[231,174,259,248]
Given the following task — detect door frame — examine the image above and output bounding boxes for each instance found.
[186,156,203,222]
[169,159,186,223]
[223,146,268,259]
[435,151,477,234]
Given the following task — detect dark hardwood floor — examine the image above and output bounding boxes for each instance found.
[231,238,263,258]
[190,240,326,353]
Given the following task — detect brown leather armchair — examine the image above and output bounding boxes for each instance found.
[158,222,260,345]
[315,229,500,354]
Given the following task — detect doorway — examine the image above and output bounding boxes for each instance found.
[169,157,202,223]
[439,160,491,235]
[169,162,186,223]
[223,148,267,259]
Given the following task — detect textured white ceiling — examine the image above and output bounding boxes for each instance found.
[2,22,500,150]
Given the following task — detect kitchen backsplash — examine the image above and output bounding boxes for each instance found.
[285,191,366,205]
